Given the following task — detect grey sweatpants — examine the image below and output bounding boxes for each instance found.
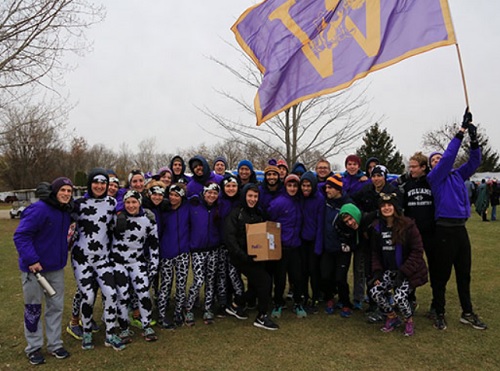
[22,269,65,354]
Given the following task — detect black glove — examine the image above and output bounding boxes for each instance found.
[468,123,478,141]
[397,172,409,185]
[114,212,127,236]
[368,270,383,286]
[247,254,258,263]
[461,107,472,129]
[394,270,406,288]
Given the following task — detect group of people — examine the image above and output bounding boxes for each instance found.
[14,108,487,366]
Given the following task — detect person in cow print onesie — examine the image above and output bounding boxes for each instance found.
[113,190,160,342]
[185,182,221,326]
[71,168,125,351]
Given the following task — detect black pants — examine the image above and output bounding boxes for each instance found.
[432,225,473,315]
[299,240,321,303]
[234,261,272,316]
[320,250,352,308]
[273,247,302,306]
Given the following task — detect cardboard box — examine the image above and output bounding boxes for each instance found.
[246,221,282,261]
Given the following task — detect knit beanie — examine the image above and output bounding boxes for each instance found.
[345,154,361,168]
[237,159,254,172]
[51,177,74,194]
[169,184,186,198]
[371,165,388,179]
[339,203,362,225]
[378,192,399,209]
[213,156,228,169]
[284,174,300,185]
[203,182,220,194]
[428,151,443,169]
[264,165,280,175]
[277,159,289,171]
[325,174,343,191]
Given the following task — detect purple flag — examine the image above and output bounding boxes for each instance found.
[232,0,456,125]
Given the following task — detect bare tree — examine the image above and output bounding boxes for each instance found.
[200,42,373,166]
[0,103,66,189]
[0,0,105,105]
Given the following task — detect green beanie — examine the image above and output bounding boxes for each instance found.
[339,203,362,225]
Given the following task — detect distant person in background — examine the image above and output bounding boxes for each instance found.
[489,178,500,221]
[170,155,191,184]
[277,159,289,181]
[427,108,487,331]
[474,179,490,222]
[14,177,74,365]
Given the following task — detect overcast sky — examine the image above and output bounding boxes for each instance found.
[63,1,499,169]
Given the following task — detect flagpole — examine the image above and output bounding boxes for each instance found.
[455,43,470,108]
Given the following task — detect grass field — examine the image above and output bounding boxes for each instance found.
[1,215,499,370]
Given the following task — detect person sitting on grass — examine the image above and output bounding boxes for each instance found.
[14,177,74,365]
[368,193,428,337]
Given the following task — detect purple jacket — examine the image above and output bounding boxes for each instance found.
[14,200,72,272]
[267,193,302,248]
[189,197,221,251]
[341,170,370,196]
[300,171,325,253]
[187,155,223,197]
[427,135,481,220]
[258,182,284,212]
[160,201,190,259]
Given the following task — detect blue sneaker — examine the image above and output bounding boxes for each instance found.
[51,347,70,359]
[66,322,83,340]
[293,304,307,318]
[271,305,282,319]
[325,300,335,315]
[340,307,353,318]
[28,349,45,365]
[81,332,94,350]
[105,334,126,351]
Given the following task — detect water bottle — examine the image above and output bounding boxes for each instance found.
[35,272,56,297]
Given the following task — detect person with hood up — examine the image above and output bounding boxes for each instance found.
[216,175,245,319]
[70,169,125,351]
[268,174,306,319]
[187,155,223,197]
[299,171,325,313]
[365,157,380,178]
[291,162,307,178]
[14,177,74,365]
[170,155,192,185]
[369,193,428,336]
[213,156,232,177]
[224,184,279,330]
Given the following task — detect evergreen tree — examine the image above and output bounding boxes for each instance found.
[356,123,405,174]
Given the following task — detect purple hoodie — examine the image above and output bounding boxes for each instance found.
[299,171,325,253]
[189,196,221,250]
[14,200,72,272]
[267,192,302,248]
[160,201,190,259]
[341,170,370,196]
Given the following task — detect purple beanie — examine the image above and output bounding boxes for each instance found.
[51,177,73,194]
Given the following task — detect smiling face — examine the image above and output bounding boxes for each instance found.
[265,171,279,187]
[409,160,426,178]
[238,166,251,183]
[224,182,238,197]
[204,190,219,206]
[278,166,288,180]
[56,185,73,204]
[371,173,385,190]
[108,182,119,197]
[172,160,183,175]
[346,161,360,176]
[214,161,226,175]
[169,192,181,208]
[150,193,164,206]
[342,214,359,230]
[193,163,204,176]
[130,174,145,192]
[246,189,259,208]
[286,181,299,196]
[380,202,395,219]
[125,197,140,215]
[91,181,107,198]
[315,161,331,179]
[301,180,312,197]
[160,172,172,187]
